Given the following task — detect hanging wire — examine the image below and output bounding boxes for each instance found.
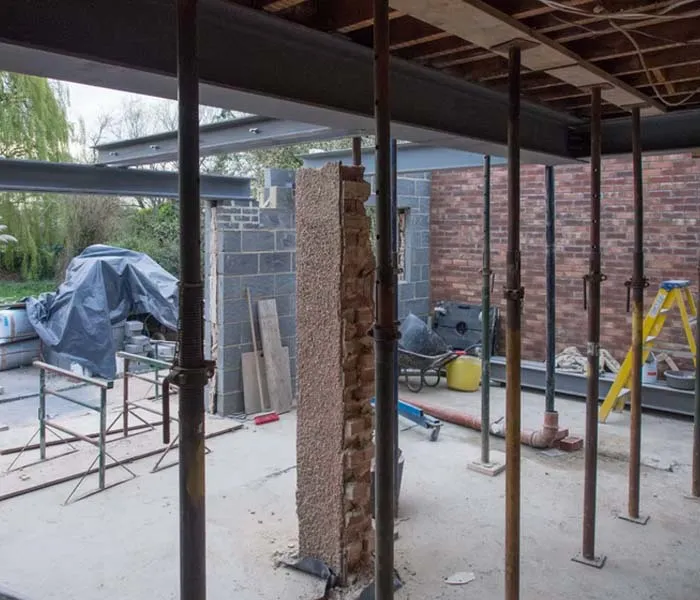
[607,19,700,106]
[535,0,700,21]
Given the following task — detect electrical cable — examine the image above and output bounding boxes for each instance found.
[549,11,700,46]
[536,0,700,21]
[607,19,700,106]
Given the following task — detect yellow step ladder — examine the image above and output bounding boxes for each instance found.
[599,279,697,423]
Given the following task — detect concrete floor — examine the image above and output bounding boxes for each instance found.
[1,381,699,599]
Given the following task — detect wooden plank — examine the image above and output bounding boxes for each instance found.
[257,299,293,414]
[242,352,269,414]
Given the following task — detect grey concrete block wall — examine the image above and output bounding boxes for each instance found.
[208,168,431,415]
[366,171,432,321]
[210,181,297,415]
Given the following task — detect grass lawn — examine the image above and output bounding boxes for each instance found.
[0,279,57,304]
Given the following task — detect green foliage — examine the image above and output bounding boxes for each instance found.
[0,194,64,279]
[0,72,70,280]
[58,196,122,276]
[110,202,180,275]
[0,279,56,304]
[0,73,69,161]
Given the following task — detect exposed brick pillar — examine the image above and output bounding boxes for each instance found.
[296,163,375,583]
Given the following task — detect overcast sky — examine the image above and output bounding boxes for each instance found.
[63,81,176,140]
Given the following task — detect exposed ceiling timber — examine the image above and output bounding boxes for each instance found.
[390,0,664,114]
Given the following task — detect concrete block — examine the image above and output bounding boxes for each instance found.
[267,187,294,210]
[399,282,416,301]
[264,168,295,189]
[222,322,243,347]
[410,264,422,282]
[259,252,292,274]
[240,274,276,298]
[259,208,294,230]
[221,298,250,325]
[402,298,429,319]
[276,273,296,295]
[419,230,430,248]
[220,253,258,276]
[242,230,275,252]
[220,368,242,394]
[419,198,430,214]
[412,247,429,267]
[218,276,242,301]
[218,231,241,253]
[275,293,296,317]
[412,214,429,229]
[420,265,430,282]
[398,196,420,210]
[397,178,415,196]
[414,179,431,198]
[276,230,296,251]
[218,391,244,415]
[414,280,430,299]
[221,345,245,372]
[279,315,296,340]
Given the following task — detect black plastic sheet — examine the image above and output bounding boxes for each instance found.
[26,245,178,379]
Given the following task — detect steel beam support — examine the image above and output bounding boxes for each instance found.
[0,0,579,164]
[303,143,506,175]
[693,255,700,497]
[622,107,650,526]
[353,137,363,166]
[391,137,400,514]
[505,45,522,600]
[176,1,207,599]
[373,0,396,596]
[574,108,700,157]
[0,159,251,200]
[545,165,556,415]
[96,116,355,167]
[468,154,504,477]
[574,86,606,569]
[481,154,492,465]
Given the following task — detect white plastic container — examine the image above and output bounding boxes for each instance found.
[642,353,658,384]
[0,308,36,344]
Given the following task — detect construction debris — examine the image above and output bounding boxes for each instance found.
[555,346,619,375]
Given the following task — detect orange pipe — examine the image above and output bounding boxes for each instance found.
[405,399,562,449]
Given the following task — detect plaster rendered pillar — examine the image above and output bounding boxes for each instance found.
[296,163,375,582]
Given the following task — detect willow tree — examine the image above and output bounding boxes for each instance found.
[0,72,70,279]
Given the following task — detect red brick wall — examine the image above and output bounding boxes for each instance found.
[431,153,700,362]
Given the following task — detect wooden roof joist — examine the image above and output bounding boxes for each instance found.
[390,0,665,114]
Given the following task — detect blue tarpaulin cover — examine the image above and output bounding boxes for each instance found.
[26,245,178,379]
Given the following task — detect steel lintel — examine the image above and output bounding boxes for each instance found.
[0,0,579,165]
[96,116,357,167]
[573,108,700,157]
[0,159,251,200]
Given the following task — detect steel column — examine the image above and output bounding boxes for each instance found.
[624,107,649,524]
[353,136,363,166]
[39,368,46,460]
[505,45,522,600]
[99,388,107,490]
[693,255,700,497]
[545,165,556,414]
[176,1,207,599]
[481,154,492,464]
[391,137,400,515]
[575,86,606,568]
[373,0,396,596]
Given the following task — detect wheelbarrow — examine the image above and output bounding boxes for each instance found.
[398,347,457,392]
